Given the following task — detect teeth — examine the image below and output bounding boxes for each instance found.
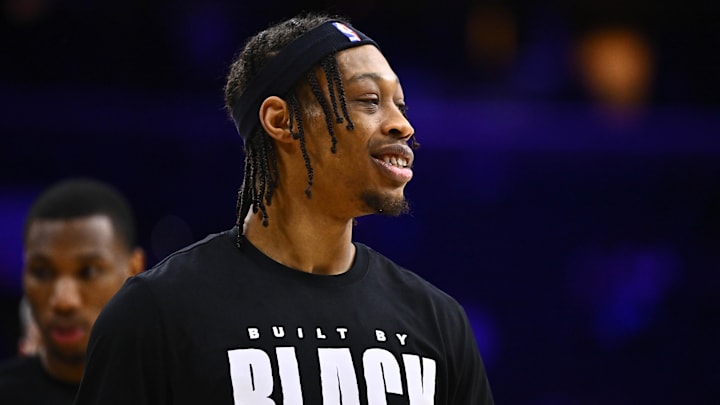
[380,155,409,168]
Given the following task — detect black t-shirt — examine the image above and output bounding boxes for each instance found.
[75,227,494,404]
[0,355,79,405]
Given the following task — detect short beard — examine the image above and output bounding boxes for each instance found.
[360,191,410,217]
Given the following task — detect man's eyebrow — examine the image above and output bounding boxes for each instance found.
[348,72,380,82]
[346,72,399,84]
[27,252,106,264]
[26,254,50,264]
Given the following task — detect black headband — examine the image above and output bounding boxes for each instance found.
[231,20,379,142]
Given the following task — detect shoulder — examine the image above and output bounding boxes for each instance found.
[117,227,240,300]
[359,243,467,315]
[0,356,79,403]
[141,227,238,282]
[90,228,240,338]
[0,355,38,377]
[0,356,41,393]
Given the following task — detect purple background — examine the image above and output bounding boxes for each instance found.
[1,1,718,403]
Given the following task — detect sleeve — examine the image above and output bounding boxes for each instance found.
[448,304,495,405]
[74,276,168,405]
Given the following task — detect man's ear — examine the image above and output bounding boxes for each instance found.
[127,247,146,277]
[259,96,294,143]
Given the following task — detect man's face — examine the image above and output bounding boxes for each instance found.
[23,215,139,364]
[299,45,416,218]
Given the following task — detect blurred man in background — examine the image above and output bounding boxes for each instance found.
[0,178,145,404]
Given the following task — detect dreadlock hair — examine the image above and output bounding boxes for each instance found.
[223,12,419,244]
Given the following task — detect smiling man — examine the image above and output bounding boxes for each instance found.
[0,178,145,405]
[75,12,494,404]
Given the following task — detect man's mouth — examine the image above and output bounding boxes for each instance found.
[49,325,86,346]
[370,143,414,167]
[378,155,410,168]
[371,154,413,183]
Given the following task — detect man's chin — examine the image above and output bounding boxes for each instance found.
[360,191,410,217]
[47,346,86,365]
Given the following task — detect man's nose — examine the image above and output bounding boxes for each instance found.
[382,106,414,141]
[50,277,81,313]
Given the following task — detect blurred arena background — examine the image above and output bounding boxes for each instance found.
[1,0,718,403]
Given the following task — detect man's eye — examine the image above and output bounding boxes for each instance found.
[397,104,409,117]
[28,267,53,281]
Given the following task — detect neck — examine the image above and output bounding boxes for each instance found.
[40,348,83,384]
[243,195,356,275]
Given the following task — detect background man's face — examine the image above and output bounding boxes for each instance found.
[23,215,134,363]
